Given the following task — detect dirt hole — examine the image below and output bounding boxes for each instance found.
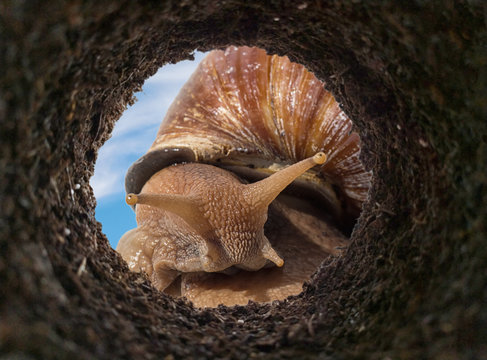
[94,46,372,308]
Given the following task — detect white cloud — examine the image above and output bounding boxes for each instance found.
[145,52,206,85]
[90,161,123,199]
[110,88,173,137]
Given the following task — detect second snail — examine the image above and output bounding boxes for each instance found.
[117,46,371,308]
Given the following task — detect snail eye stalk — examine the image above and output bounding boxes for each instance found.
[244,152,327,209]
[125,192,212,236]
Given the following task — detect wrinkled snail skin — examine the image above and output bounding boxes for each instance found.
[118,46,371,307]
[118,154,326,288]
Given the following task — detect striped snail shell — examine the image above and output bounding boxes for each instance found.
[117,46,371,307]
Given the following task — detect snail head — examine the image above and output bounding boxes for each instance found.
[119,152,327,289]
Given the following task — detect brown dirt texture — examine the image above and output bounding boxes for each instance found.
[1,1,486,359]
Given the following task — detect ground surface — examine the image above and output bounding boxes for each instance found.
[1,1,486,359]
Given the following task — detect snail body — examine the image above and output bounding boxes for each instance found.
[117,46,371,307]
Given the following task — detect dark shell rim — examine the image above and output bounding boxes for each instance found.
[125,147,196,204]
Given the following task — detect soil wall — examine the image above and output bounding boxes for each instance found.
[1,1,486,359]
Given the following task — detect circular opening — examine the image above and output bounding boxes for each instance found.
[94,46,372,308]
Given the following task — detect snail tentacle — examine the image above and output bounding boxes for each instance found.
[261,238,284,267]
[244,152,327,208]
[126,192,212,236]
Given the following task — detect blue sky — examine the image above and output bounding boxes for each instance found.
[90,52,207,248]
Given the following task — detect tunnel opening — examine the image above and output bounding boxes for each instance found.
[110,46,372,307]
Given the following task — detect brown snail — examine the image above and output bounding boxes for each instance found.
[117,46,371,307]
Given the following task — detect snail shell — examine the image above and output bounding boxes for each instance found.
[119,46,371,307]
[126,46,370,222]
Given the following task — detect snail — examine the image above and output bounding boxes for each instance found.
[117,46,371,308]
